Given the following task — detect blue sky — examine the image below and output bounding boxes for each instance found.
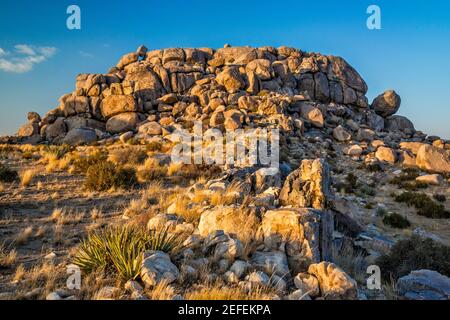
[1,0,449,138]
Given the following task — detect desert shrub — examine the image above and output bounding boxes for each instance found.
[146,141,163,152]
[108,148,147,166]
[43,144,73,160]
[0,163,18,182]
[376,235,450,281]
[366,162,383,172]
[394,192,450,219]
[433,194,446,203]
[342,172,358,193]
[390,169,429,191]
[356,185,376,197]
[376,207,387,217]
[73,226,182,280]
[85,161,138,191]
[382,213,411,229]
[74,151,108,173]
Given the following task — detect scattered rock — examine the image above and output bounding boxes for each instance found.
[140,251,180,287]
[397,270,450,300]
[308,262,357,300]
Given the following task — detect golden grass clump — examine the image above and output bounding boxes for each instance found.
[20,169,37,187]
[0,243,17,267]
[15,226,33,245]
[185,282,274,300]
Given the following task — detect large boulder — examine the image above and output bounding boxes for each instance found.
[140,251,180,288]
[106,112,145,134]
[62,128,97,145]
[279,158,331,209]
[17,122,39,137]
[245,59,273,80]
[198,205,260,237]
[371,90,401,117]
[397,270,450,300]
[138,121,162,136]
[332,125,351,142]
[216,67,246,93]
[100,95,138,119]
[416,144,450,173]
[261,208,334,274]
[44,117,67,142]
[125,65,163,102]
[375,146,397,164]
[308,262,357,300]
[327,56,368,94]
[385,115,415,134]
[250,251,290,279]
[223,109,244,130]
[299,104,324,128]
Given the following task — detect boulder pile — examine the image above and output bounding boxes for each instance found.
[6,44,448,174]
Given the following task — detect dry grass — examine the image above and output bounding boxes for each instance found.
[136,158,167,182]
[49,208,85,226]
[90,208,104,220]
[20,169,37,187]
[169,196,202,223]
[167,162,184,176]
[185,282,274,300]
[331,243,367,284]
[15,226,33,245]
[13,264,26,282]
[145,280,177,300]
[0,244,17,267]
[382,276,400,300]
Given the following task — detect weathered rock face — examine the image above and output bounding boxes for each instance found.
[397,270,450,300]
[371,90,401,117]
[101,95,138,119]
[261,208,334,274]
[279,158,331,209]
[385,115,415,134]
[416,145,450,173]
[106,112,145,134]
[307,262,357,300]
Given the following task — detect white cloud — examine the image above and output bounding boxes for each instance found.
[79,50,94,58]
[0,44,57,73]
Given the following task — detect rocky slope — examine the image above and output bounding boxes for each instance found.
[1,45,450,300]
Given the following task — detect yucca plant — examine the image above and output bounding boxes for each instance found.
[105,227,148,280]
[73,226,184,281]
[72,231,110,273]
[146,227,184,253]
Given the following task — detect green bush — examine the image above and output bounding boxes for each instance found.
[382,213,411,229]
[376,235,450,281]
[394,192,450,219]
[0,163,18,183]
[84,161,138,191]
[73,226,183,280]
